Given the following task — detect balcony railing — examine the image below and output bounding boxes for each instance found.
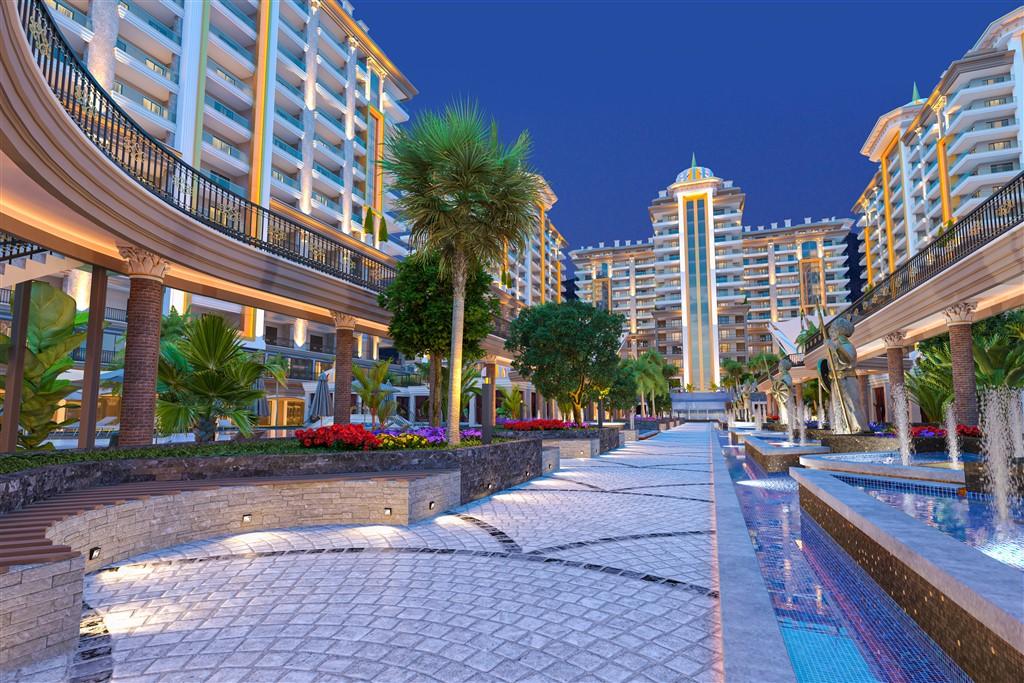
[22,0,396,292]
[804,170,1024,352]
[0,231,48,262]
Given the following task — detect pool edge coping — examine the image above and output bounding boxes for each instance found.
[790,467,1024,654]
[710,429,798,683]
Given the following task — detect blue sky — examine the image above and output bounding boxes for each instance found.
[358,0,1018,255]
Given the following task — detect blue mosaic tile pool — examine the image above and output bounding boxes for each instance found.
[843,475,1024,571]
[720,436,968,682]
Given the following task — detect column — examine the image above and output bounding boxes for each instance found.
[299,6,321,215]
[78,268,108,449]
[884,331,906,423]
[944,303,978,426]
[86,0,119,90]
[857,372,872,425]
[521,386,532,420]
[332,313,356,425]
[117,247,168,447]
[407,394,415,421]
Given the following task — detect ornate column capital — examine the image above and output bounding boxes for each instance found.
[118,245,168,281]
[883,331,905,348]
[943,302,976,326]
[331,312,357,330]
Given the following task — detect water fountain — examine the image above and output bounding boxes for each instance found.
[891,383,913,467]
[785,394,796,444]
[944,402,961,467]
[797,402,808,445]
[981,387,1021,529]
[1009,389,1024,461]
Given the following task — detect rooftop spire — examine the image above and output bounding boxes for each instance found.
[690,152,697,175]
[911,81,921,102]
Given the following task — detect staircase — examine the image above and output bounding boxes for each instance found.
[0,233,82,288]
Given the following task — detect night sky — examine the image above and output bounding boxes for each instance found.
[357,1,1018,261]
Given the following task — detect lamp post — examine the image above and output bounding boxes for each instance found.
[482,373,493,444]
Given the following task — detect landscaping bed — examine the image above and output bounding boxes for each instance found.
[495,422,620,453]
[0,437,541,513]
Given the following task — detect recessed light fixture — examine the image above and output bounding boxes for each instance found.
[384,507,392,516]
[88,547,101,561]
[242,513,252,523]
[428,501,435,510]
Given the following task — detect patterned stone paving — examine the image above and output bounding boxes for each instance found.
[75,425,722,682]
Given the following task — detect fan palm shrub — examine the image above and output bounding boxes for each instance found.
[384,101,542,443]
[352,359,396,429]
[498,386,524,419]
[156,314,286,443]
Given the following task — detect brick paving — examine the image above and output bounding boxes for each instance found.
[79,425,722,682]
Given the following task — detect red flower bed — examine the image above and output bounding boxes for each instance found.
[955,424,982,438]
[911,425,946,438]
[295,424,380,450]
[503,419,575,431]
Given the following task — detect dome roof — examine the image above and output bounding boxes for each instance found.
[676,166,714,182]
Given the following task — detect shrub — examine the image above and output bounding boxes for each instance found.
[295,424,380,450]
[910,425,946,439]
[503,419,577,431]
[956,424,982,438]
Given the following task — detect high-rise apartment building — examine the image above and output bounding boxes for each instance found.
[571,165,852,390]
[500,178,567,307]
[854,7,1024,286]
[55,0,415,255]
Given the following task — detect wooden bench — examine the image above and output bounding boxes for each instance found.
[0,470,460,675]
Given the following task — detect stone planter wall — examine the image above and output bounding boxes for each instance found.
[963,459,1024,496]
[494,427,620,454]
[816,433,981,455]
[0,439,542,513]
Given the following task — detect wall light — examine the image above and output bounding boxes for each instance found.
[428,501,435,510]
[88,547,101,561]
[241,514,252,523]
[383,507,392,516]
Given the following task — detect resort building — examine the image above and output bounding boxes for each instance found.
[499,177,567,307]
[571,165,852,389]
[854,6,1024,286]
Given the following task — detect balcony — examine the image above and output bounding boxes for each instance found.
[115,37,176,83]
[209,23,254,71]
[119,0,180,47]
[110,80,174,131]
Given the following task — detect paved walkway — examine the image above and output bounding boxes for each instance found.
[80,425,722,682]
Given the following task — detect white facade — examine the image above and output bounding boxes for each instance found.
[855,7,1024,286]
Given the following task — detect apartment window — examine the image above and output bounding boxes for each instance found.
[309,334,325,353]
[265,327,279,345]
[991,162,1016,173]
[981,97,1009,108]
[988,140,1014,151]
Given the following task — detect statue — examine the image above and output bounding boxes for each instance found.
[770,358,793,407]
[738,377,757,421]
[821,317,866,434]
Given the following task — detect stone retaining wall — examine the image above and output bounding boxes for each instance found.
[0,473,460,675]
[0,439,542,513]
[494,427,620,455]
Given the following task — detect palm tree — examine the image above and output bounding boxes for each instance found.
[156,314,286,443]
[384,101,542,444]
[440,359,484,422]
[499,386,524,419]
[352,360,395,428]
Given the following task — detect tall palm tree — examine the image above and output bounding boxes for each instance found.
[384,101,542,443]
[352,360,396,429]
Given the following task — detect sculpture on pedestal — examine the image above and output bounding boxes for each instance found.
[820,317,866,434]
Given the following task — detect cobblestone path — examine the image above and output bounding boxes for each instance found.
[78,424,722,682]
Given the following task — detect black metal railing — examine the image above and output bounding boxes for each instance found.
[805,170,1024,352]
[0,231,48,263]
[69,347,117,365]
[16,0,395,292]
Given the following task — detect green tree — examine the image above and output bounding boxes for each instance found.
[795,323,819,352]
[156,314,286,443]
[749,352,781,382]
[498,386,524,419]
[378,251,498,425]
[0,282,87,450]
[606,360,639,417]
[352,359,396,429]
[505,301,623,423]
[385,101,542,444]
[720,358,747,392]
